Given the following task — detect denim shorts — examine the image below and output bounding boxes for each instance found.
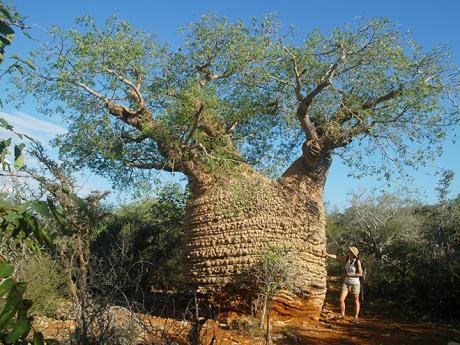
[342,282,360,295]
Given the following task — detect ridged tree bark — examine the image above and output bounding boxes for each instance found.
[183,141,332,315]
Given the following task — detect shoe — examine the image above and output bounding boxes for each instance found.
[352,318,359,324]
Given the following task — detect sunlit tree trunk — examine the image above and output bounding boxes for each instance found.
[183,147,331,316]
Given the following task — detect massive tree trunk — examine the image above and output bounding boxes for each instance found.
[183,144,331,316]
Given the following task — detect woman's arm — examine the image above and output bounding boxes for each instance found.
[323,252,347,262]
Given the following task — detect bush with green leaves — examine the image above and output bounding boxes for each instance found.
[326,187,460,318]
[15,253,68,318]
[0,261,45,345]
[92,183,186,303]
[0,199,53,250]
[0,197,50,345]
[407,194,460,317]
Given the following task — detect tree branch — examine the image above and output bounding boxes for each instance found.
[122,159,173,171]
[282,45,303,101]
[230,100,280,120]
[0,171,31,178]
[74,81,108,102]
[327,85,406,148]
[296,51,347,141]
[362,85,403,109]
[120,130,149,143]
[131,66,143,90]
[70,79,153,131]
[262,69,295,87]
[185,103,205,144]
[106,68,144,105]
[225,121,238,134]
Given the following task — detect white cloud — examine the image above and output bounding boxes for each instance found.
[0,111,67,144]
[0,110,66,173]
[0,111,118,201]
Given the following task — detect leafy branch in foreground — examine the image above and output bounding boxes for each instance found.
[0,184,51,345]
[0,172,51,345]
[0,260,45,345]
[0,3,46,344]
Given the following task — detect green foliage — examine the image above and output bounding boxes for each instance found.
[12,15,458,184]
[0,1,33,107]
[0,199,53,250]
[263,16,459,179]
[92,184,186,298]
[435,169,455,203]
[0,1,15,64]
[15,253,68,318]
[249,244,299,343]
[251,244,299,297]
[0,262,44,345]
[0,1,32,173]
[0,4,45,344]
[0,196,50,345]
[326,189,460,318]
[14,15,172,187]
[0,133,28,172]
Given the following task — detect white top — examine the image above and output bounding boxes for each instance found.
[344,258,360,285]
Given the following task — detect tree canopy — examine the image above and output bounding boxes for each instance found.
[12,15,460,187]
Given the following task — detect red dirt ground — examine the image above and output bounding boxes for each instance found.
[36,281,460,345]
[199,300,460,345]
[37,301,460,345]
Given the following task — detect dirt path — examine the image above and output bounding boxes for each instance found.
[266,303,460,345]
[265,276,459,345]
[260,276,458,345]
[204,299,460,345]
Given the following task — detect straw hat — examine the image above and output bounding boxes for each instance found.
[349,246,359,257]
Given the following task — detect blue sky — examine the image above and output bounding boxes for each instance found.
[2,0,459,209]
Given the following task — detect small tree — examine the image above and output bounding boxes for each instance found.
[25,142,114,345]
[345,191,419,260]
[251,244,299,345]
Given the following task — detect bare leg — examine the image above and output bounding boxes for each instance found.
[353,293,360,320]
[339,287,348,318]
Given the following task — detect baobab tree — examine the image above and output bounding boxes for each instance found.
[13,16,459,315]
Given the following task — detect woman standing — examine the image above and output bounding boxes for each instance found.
[325,246,362,323]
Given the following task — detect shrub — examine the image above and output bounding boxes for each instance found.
[16,253,69,318]
[91,184,186,304]
[326,191,460,318]
[250,244,299,344]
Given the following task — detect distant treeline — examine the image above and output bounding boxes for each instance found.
[326,191,460,319]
